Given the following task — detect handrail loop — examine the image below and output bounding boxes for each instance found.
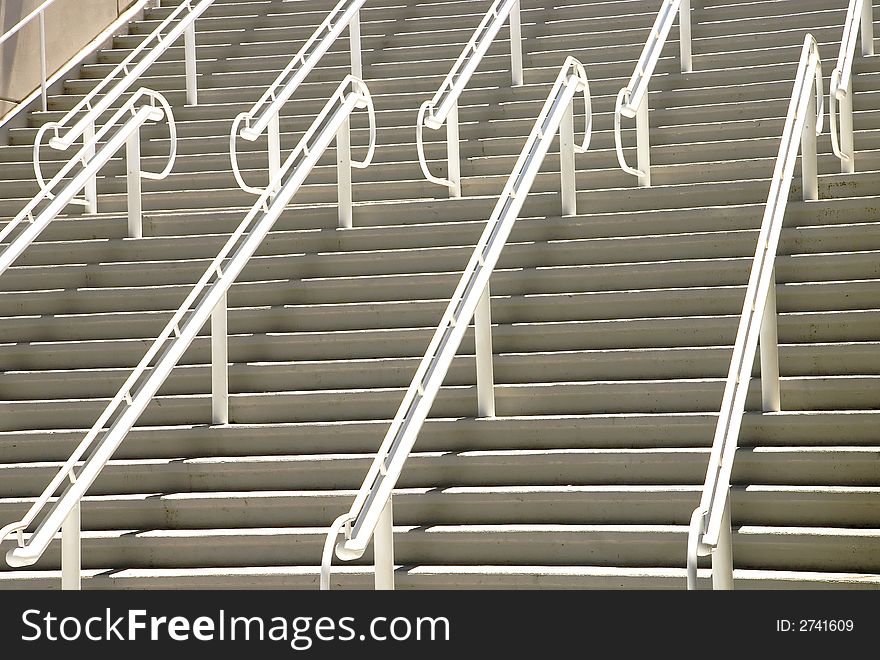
[0,76,373,590]
[416,0,524,198]
[0,87,175,280]
[322,56,591,590]
[231,77,376,203]
[613,0,692,187]
[230,0,366,205]
[33,88,177,203]
[30,0,213,213]
[686,34,824,591]
[829,0,875,173]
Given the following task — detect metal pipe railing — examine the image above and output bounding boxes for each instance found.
[32,0,213,214]
[0,1,158,130]
[321,56,592,591]
[230,0,367,223]
[614,0,692,187]
[416,0,524,198]
[0,87,176,279]
[0,75,375,590]
[0,0,60,112]
[686,34,824,591]
[830,0,875,173]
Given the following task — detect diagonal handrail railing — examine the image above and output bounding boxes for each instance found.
[321,56,591,591]
[830,0,875,173]
[0,87,176,274]
[416,0,524,198]
[0,0,64,112]
[0,75,375,591]
[686,34,824,591]
[0,1,158,129]
[32,0,213,214]
[614,0,692,187]
[230,0,367,224]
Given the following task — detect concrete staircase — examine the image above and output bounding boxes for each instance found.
[0,0,878,589]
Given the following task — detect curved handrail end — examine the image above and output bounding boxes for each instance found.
[320,513,355,590]
[614,88,645,178]
[6,546,39,569]
[686,507,709,590]
[416,101,455,190]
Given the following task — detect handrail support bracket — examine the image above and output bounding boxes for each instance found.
[61,501,81,591]
[447,100,462,198]
[211,292,229,425]
[510,0,523,86]
[711,494,733,590]
[475,283,496,418]
[373,496,394,590]
[185,19,198,105]
[126,126,143,239]
[760,270,781,413]
[337,114,354,229]
[350,8,362,79]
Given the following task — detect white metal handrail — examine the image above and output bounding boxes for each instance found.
[0,87,175,277]
[321,56,591,591]
[32,0,212,214]
[0,0,61,112]
[0,75,374,590]
[830,0,874,173]
[230,0,366,216]
[0,1,157,129]
[614,0,692,187]
[416,0,524,198]
[686,35,824,591]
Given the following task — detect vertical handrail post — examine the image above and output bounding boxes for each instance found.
[61,501,81,591]
[839,78,855,174]
[862,0,874,56]
[374,496,395,590]
[126,126,143,239]
[211,292,229,425]
[184,19,198,105]
[350,9,363,79]
[759,269,781,412]
[801,90,819,201]
[447,99,462,197]
[560,94,577,215]
[268,113,282,192]
[38,10,48,112]
[680,0,693,73]
[636,94,651,188]
[337,114,353,229]
[510,0,523,86]
[711,494,734,590]
[475,283,496,418]
[83,120,98,213]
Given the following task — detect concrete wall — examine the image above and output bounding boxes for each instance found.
[0,0,140,117]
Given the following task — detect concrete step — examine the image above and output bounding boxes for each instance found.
[3,523,878,573]
[2,308,876,373]
[5,222,880,292]
[2,443,877,501]
[0,250,877,320]
[0,409,876,463]
[0,375,876,431]
[0,564,876,590]
[1,484,876,531]
[1,342,879,402]
[7,160,880,219]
